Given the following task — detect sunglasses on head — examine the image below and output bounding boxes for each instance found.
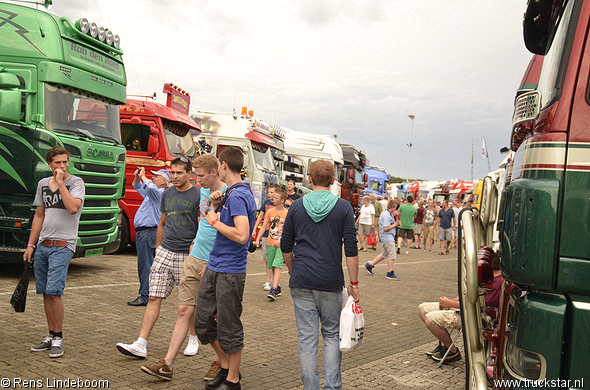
[173,156,189,163]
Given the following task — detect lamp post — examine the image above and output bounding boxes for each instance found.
[406,114,415,183]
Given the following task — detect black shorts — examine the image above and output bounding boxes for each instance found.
[398,228,414,239]
[194,268,246,355]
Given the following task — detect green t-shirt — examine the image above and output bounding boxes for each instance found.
[372,201,383,228]
[399,203,418,230]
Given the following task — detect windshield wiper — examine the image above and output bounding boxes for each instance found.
[92,133,121,145]
[51,127,95,140]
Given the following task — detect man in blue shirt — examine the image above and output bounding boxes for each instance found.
[281,159,359,390]
[128,168,169,306]
[196,147,257,390]
[364,199,401,279]
[436,200,456,255]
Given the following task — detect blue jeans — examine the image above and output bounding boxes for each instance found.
[135,228,157,304]
[290,288,343,390]
[34,245,73,295]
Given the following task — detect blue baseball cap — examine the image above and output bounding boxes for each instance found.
[151,169,171,182]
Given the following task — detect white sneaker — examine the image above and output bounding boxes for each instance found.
[406,251,410,255]
[183,337,199,356]
[116,341,147,358]
[262,281,272,291]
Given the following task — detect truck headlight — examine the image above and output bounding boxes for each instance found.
[504,338,546,381]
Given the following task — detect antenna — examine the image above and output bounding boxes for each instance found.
[233,82,237,113]
[129,50,142,96]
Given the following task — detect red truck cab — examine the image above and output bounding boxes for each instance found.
[116,83,200,250]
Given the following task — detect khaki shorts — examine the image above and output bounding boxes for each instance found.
[423,226,435,240]
[358,223,372,235]
[419,302,462,329]
[178,255,208,306]
[381,241,397,260]
[414,223,423,235]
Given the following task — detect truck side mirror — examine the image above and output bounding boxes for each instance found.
[148,127,160,157]
[0,72,22,123]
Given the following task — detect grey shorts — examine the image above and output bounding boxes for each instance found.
[261,236,268,262]
[194,268,246,355]
[439,228,453,241]
[358,223,372,235]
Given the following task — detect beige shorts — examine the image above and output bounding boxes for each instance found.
[381,241,397,260]
[358,223,372,235]
[414,223,423,235]
[423,226,435,239]
[178,255,208,306]
[419,302,462,329]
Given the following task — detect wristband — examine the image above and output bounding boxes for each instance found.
[27,244,36,248]
[349,280,359,286]
[211,219,219,227]
[349,284,359,289]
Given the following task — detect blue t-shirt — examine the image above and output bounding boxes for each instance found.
[379,210,396,243]
[438,207,455,229]
[190,184,228,261]
[207,183,257,273]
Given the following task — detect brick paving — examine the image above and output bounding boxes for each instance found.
[0,242,465,389]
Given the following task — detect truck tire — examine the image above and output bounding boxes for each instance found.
[458,208,490,390]
[111,213,130,254]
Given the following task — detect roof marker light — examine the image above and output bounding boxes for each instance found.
[113,35,120,49]
[89,22,98,38]
[106,30,114,45]
[77,18,89,34]
[98,26,106,42]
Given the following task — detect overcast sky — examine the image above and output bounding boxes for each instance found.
[48,0,532,181]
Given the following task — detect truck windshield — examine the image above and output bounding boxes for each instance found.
[252,142,275,173]
[370,180,380,192]
[44,83,121,144]
[164,124,197,159]
[537,0,575,109]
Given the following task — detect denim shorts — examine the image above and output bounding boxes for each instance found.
[34,245,74,295]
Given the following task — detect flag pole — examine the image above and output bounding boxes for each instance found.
[471,137,474,181]
[484,136,491,172]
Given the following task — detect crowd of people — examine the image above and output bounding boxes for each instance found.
[24,147,495,389]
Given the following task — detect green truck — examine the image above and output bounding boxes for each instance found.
[0,2,127,262]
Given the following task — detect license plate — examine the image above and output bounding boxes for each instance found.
[85,248,103,257]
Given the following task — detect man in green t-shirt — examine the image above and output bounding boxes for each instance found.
[397,196,417,254]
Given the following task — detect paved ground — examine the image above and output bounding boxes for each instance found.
[0,242,465,389]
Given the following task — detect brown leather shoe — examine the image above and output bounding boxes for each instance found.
[204,360,221,381]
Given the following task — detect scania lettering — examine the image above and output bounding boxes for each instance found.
[0,2,127,262]
[459,3,590,388]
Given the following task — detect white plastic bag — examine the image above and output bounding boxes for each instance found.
[339,295,365,352]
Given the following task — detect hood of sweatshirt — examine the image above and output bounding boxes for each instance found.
[302,190,339,223]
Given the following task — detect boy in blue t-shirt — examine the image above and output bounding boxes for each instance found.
[364,199,401,279]
[195,147,257,389]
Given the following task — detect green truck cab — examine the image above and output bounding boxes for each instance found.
[459,1,590,389]
[0,2,127,262]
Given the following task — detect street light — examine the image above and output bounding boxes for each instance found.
[406,114,415,183]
